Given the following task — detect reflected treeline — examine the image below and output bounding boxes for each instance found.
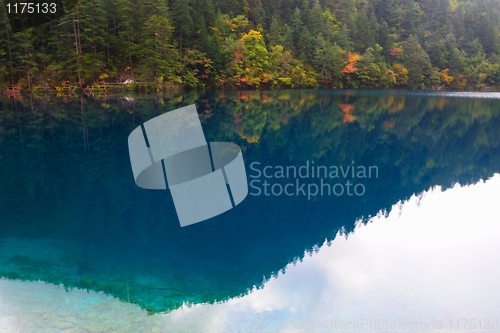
[0,90,499,313]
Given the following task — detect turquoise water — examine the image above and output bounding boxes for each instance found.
[0,90,499,315]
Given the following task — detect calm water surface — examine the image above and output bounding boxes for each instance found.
[0,90,499,332]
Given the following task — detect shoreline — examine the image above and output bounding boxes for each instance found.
[2,86,500,99]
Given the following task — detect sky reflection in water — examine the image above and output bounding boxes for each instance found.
[1,90,500,331]
[1,174,499,332]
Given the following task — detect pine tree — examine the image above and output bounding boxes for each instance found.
[404,35,432,88]
[170,0,194,65]
[269,17,284,46]
[310,1,326,37]
[377,21,390,60]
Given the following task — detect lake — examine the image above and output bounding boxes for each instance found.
[0,90,499,332]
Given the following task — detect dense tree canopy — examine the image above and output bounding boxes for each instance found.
[1,0,499,90]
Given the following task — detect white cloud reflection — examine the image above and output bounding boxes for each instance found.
[1,175,500,332]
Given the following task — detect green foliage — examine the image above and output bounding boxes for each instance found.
[0,0,499,90]
[137,15,177,81]
[403,36,433,89]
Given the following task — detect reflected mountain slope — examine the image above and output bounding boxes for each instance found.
[0,90,499,313]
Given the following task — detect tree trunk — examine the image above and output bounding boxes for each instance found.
[92,0,96,56]
[127,26,133,71]
[77,8,83,88]
[77,7,82,54]
[73,13,83,89]
[106,25,110,62]
[73,15,79,54]
[179,32,183,79]
[41,32,46,71]
[23,33,32,91]
[180,32,183,62]
[4,11,15,85]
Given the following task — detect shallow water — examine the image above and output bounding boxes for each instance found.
[0,90,499,331]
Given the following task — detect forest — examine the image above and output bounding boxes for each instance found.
[1,0,500,91]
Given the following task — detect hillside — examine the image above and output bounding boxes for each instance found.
[1,0,499,90]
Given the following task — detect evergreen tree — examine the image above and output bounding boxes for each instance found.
[170,0,194,64]
[269,17,284,46]
[377,21,391,60]
[404,35,432,88]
